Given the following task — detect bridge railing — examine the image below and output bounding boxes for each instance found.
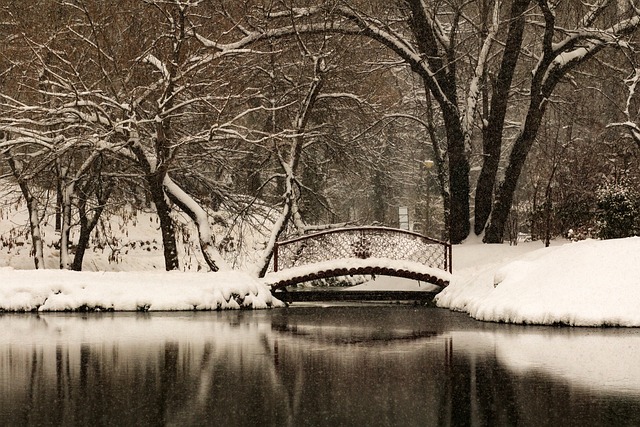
[273,226,452,273]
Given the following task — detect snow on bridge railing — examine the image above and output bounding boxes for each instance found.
[272,226,451,274]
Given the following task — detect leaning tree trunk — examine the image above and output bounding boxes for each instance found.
[149,171,180,270]
[128,135,180,271]
[19,188,46,269]
[58,151,104,269]
[257,59,324,277]
[163,175,229,272]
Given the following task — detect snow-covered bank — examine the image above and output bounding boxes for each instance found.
[0,268,284,312]
[436,237,640,327]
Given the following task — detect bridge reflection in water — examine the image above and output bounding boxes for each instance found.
[2,309,640,426]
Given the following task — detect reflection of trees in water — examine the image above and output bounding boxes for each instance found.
[4,313,640,426]
[444,350,520,427]
[2,314,452,426]
[2,316,291,425]
[443,344,640,427]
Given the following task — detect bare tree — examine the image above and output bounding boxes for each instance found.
[196,0,640,243]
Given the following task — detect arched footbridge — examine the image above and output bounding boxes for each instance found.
[263,227,452,292]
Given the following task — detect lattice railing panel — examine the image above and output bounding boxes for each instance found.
[274,227,450,272]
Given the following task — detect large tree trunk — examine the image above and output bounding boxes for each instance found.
[72,204,97,272]
[474,0,530,236]
[405,0,470,243]
[444,111,470,244]
[128,130,180,270]
[484,97,548,243]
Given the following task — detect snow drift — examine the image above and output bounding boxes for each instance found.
[0,268,284,312]
[436,237,640,327]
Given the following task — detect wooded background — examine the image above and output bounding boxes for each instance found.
[1,0,639,272]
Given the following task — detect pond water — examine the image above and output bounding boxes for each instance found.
[1,305,640,426]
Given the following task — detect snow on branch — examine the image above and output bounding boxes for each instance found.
[316,92,367,105]
[608,121,640,147]
[265,6,325,19]
[193,22,338,52]
[193,6,450,108]
[143,53,171,81]
[463,0,500,148]
[420,0,451,48]
[535,1,640,91]
[607,69,640,148]
[0,127,62,150]
[579,0,611,28]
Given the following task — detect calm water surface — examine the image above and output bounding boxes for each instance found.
[1,305,640,426]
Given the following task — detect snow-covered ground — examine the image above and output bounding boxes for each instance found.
[1,195,639,324]
[0,195,281,311]
[435,235,640,327]
[0,268,283,311]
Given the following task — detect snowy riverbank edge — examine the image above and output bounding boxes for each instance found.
[435,237,640,327]
[1,237,638,326]
[0,269,285,311]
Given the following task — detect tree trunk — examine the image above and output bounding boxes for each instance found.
[72,210,92,272]
[26,195,46,269]
[443,104,470,244]
[5,152,45,269]
[484,97,548,243]
[405,0,470,243]
[149,171,180,270]
[474,0,530,236]
[257,59,324,276]
[72,200,94,272]
[59,182,72,269]
[72,180,112,271]
[128,130,180,271]
[163,175,229,272]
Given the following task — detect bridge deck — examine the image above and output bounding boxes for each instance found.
[264,258,452,291]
